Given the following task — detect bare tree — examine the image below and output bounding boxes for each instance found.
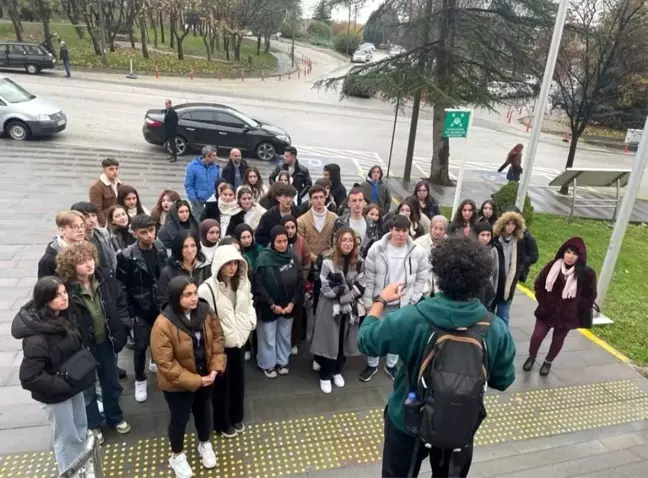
[0,0,23,41]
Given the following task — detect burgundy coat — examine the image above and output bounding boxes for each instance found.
[533,260,597,330]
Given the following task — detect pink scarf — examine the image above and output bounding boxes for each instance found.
[545,259,578,299]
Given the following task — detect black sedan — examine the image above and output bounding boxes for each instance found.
[142,102,291,161]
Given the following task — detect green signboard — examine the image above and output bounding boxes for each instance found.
[443,109,472,138]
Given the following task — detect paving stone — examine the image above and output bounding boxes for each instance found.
[627,444,648,460]
[0,402,48,430]
[0,425,52,455]
[600,430,648,451]
[0,385,33,407]
[569,460,648,478]
[0,351,18,367]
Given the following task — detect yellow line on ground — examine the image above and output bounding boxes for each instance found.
[516,283,631,364]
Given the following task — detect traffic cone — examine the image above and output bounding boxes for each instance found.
[261,70,264,81]
[155,68,160,79]
[562,133,570,142]
[241,69,244,81]
[189,69,194,80]
[218,71,222,81]
[624,143,630,154]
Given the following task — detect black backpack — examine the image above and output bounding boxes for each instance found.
[405,314,492,450]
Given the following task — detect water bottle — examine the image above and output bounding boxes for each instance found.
[403,391,423,434]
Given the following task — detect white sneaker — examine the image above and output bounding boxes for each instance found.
[244,351,252,361]
[97,399,104,414]
[148,360,158,373]
[197,441,217,469]
[114,421,131,434]
[320,380,332,394]
[135,380,148,403]
[333,374,345,388]
[291,346,299,355]
[169,452,194,477]
[312,360,321,372]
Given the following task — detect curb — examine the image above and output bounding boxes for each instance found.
[515,283,632,364]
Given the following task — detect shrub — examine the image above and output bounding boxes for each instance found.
[333,33,361,55]
[307,20,332,39]
[281,22,297,39]
[490,181,534,226]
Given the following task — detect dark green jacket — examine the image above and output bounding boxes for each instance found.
[357,293,516,435]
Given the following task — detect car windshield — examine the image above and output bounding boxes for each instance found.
[231,110,260,127]
[0,78,36,103]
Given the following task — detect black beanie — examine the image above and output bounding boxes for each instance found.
[474,221,493,235]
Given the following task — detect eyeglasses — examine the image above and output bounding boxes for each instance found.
[68,224,86,231]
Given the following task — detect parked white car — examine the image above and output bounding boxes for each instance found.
[360,42,376,52]
[352,49,371,63]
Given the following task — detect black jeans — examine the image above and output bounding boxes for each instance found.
[84,340,124,429]
[319,315,347,380]
[382,409,473,478]
[133,317,152,382]
[164,386,213,454]
[212,347,245,432]
[166,135,177,159]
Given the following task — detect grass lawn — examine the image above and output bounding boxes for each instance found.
[438,206,648,366]
[0,21,277,76]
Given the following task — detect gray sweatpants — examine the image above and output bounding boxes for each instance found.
[42,391,88,474]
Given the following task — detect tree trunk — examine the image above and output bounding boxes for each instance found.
[7,0,23,42]
[159,12,165,44]
[139,14,149,58]
[559,133,580,195]
[223,33,230,60]
[213,31,219,51]
[170,15,175,48]
[148,9,158,48]
[203,36,211,61]
[264,36,270,53]
[234,35,242,61]
[36,0,53,53]
[429,104,452,185]
[176,32,184,60]
[256,36,261,55]
[82,13,102,55]
[129,19,137,49]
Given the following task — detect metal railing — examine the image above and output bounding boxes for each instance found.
[58,431,103,478]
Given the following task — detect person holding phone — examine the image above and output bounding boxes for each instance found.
[151,276,226,478]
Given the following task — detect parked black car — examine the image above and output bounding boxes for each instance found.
[142,102,292,161]
[0,41,56,74]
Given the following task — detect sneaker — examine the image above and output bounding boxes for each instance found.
[359,366,378,382]
[89,429,104,446]
[333,374,345,388]
[220,427,237,439]
[244,351,252,361]
[169,452,194,478]
[118,367,127,379]
[523,357,535,372]
[148,360,158,373]
[320,379,332,394]
[277,365,289,376]
[263,368,277,379]
[115,421,131,434]
[384,365,397,380]
[135,380,148,402]
[233,422,245,434]
[312,360,321,372]
[197,441,217,469]
[291,346,299,355]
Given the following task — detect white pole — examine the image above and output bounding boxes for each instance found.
[452,154,465,218]
[515,0,570,210]
[130,59,133,75]
[596,115,648,310]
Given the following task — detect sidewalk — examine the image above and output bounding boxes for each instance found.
[0,289,646,477]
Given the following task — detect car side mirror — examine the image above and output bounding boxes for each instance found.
[242,125,250,133]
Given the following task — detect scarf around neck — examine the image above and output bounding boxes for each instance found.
[218,198,241,217]
[255,246,294,299]
[545,259,578,299]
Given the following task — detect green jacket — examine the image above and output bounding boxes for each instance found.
[357,293,516,435]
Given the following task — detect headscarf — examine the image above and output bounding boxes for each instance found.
[234,223,260,271]
[200,219,220,248]
[430,215,449,245]
[280,215,298,244]
[255,226,294,298]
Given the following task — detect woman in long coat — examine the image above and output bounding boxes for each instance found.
[311,227,366,394]
[525,236,597,376]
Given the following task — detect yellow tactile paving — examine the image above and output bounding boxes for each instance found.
[1,380,647,478]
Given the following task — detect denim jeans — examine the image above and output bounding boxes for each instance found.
[191,201,206,219]
[367,354,399,368]
[257,318,293,370]
[63,59,71,77]
[496,302,512,326]
[42,392,87,474]
[85,340,124,429]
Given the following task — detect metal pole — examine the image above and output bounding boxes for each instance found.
[386,97,400,178]
[451,146,464,218]
[98,0,107,66]
[515,0,569,210]
[291,0,296,67]
[597,115,648,310]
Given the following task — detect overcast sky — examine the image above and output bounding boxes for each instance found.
[302,0,381,24]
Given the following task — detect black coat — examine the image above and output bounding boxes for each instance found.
[158,205,200,250]
[493,236,527,303]
[116,241,167,324]
[37,241,59,279]
[69,268,130,356]
[221,159,249,188]
[269,160,313,205]
[164,108,179,139]
[156,257,212,311]
[518,230,539,283]
[12,303,94,404]
[253,256,303,322]
[200,201,245,237]
[254,205,299,247]
[59,45,70,62]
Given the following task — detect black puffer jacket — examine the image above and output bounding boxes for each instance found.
[12,303,94,404]
[69,268,130,356]
[117,241,167,324]
[156,256,212,311]
[269,160,313,205]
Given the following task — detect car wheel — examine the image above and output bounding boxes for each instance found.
[6,120,31,141]
[256,142,276,161]
[25,64,40,75]
[166,136,188,156]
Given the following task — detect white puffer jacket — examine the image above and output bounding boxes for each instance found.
[198,245,257,348]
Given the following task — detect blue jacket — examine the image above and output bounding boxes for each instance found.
[184,157,220,202]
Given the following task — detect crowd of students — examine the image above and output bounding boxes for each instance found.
[11,146,599,478]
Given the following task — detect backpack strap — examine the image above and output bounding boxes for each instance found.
[205,283,217,313]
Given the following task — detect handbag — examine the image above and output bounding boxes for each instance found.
[57,349,97,385]
[580,302,600,329]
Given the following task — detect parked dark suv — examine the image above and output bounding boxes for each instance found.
[142,103,291,161]
[0,41,56,74]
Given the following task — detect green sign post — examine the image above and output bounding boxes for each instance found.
[443,109,472,138]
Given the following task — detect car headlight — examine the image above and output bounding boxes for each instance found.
[275,135,290,143]
[36,114,51,121]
